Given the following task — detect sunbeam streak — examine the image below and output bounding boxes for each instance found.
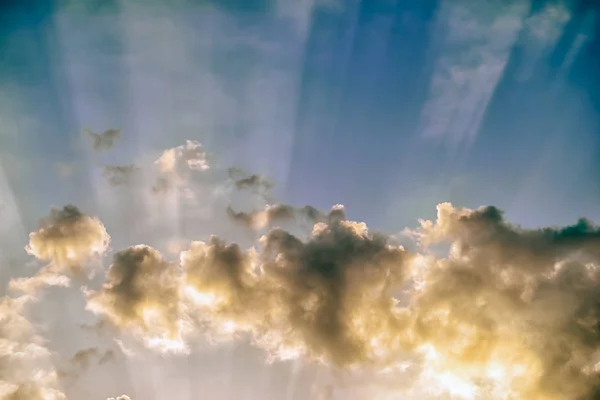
[0,0,599,399]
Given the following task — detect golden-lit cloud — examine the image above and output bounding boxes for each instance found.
[151,140,212,200]
[0,296,65,400]
[85,245,189,354]
[155,140,209,174]
[25,205,110,270]
[9,205,110,294]
[404,202,600,399]
[81,198,600,398]
[180,236,263,340]
[252,212,414,366]
[5,140,600,400]
[86,204,415,368]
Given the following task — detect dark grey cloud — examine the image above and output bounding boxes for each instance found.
[101,164,141,187]
[86,128,121,152]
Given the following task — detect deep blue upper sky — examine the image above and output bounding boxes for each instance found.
[0,0,598,236]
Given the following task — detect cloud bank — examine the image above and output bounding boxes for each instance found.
[3,140,600,400]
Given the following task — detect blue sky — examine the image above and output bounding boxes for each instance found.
[0,0,598,234]
[0,0,599,399]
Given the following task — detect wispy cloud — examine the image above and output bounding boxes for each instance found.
[419,1,529,146]
[516,2,571,80]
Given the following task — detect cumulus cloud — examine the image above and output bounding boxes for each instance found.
[404,203,600,399]
[25,205,110,269]
[150,140,214,202]
[86,128,121,152]
[0,296,65,400]
[155,140,209,175]
[86,204,414,368]
[79,196,600,399]
[9,205,110,294]
[85,245,189,353]
[252,212,414,366]
[6,140,600,399]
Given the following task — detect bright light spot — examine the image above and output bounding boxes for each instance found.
[184,286,219,307]
[145,335,188,354]
[485,362,506,381]
[433,371,477,399]
[66,248,77,260]
[419,344,478,399]
[274,346,304,361]
[222,320,237,334]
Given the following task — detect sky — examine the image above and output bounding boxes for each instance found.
[0,0,599,399]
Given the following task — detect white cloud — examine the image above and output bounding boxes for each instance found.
[419,1,529,145]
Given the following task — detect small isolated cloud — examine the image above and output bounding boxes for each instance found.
[151,140,211,197]
[86,128,121,152]
[228,167,273,193]
[9,205,110,294]
[26,205,110,269]
[71,347,100,369]
[71,347,114,369]
[101,164,141,187]
[155,140,209,175]
[58,347,116,383]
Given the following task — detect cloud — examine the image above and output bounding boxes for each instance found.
[155,140,209,176]
[85,245,188,354]
[228,167,273,193]
[25,205,110,269]
[87,204,415,368]
[252,212,414,366]
[101,165,141,187]
[180,236,264,340]
[79,194,600,398]
[0,296,65,400]
[57,347,116,383]
[9,205,110,294]
[86,128,121,152]
[151,140,214,201]
[107,396,131,400]
[71,347,114,370]
[226,203,329,230]
[5,139,600,399]
[420,2,528,145]
[403,203,600,399]
[516,3,571,80]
